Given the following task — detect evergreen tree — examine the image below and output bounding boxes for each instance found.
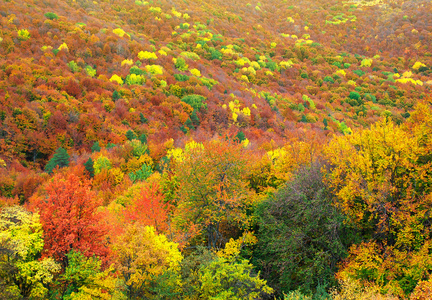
[185,118,194,130]
[91,141,101,153]
[45,147,70,174]
[139,113,148,124]
[112,90,121,101]
[300,115,308,123]
[84,158,95,178]
[190,110,200,126]
[139,133,147,144]
[126,130,137,141]
[323,118,328,130]
[234,131,246,143]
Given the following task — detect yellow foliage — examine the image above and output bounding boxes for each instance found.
[240,75,249,82]
[360,58,372,67]
[412,61,426,70]
[403,71,413,78]
[58,43,69,51]
[109,74,123,85]
[145,65,163,75]
[113,28,126,37]
[287,17,294,23]
[190,68,201,77]
[121,59,133,66]
[280,60,294,69]
[138,51,157,60]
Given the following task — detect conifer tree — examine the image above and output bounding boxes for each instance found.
[44,147,70,174]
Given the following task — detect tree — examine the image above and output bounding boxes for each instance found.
[173,138,254,249]
[55,250,124,300]
[91,142,101,153]
[123,183,171,233]
[200,257,273,300]
[45,147,70,174]
[31,173,109,268]
[324,116,432,297]
[234,131,246,143]
[254,162,357,297]
[0,206,60,299]
[126,130,137,141]
[84,158,95,178]
[112,224,182,299]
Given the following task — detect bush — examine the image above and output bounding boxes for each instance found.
[323,76,334,84]
[349,91,361,101]
[44,12,58,20]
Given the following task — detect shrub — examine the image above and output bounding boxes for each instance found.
[44,12,58,20]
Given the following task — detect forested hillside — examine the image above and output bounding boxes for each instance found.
[0,0,432,298]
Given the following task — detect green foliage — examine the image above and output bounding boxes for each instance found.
[84,157,94,177]
[174,74,190,82]
[84,65,96,77]
[126,130,137,141]
[45,147,70,174]
[129,164,153,182]
[200,257,273,300]
[353,69,365,77]
[235,131,246,143]
[91,141,101,152]
[209,47,222,60]
[139,133,147,144]
[175,57,188,71]
[349,91,361,101]
[185,118,194,130]
[68,61,80,73]
[58,250,123,300]
[94,155,112,175]
[190,110,200,126]
[140,113,148,124]
[181,94,207,111]
[44,12,58,20]
[112,90,121,101]
[254,163,357,297]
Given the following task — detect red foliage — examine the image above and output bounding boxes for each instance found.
[30,172,109,267]
[124,183,172,234]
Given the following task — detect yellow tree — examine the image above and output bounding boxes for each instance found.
[112,224,182,299]
[173,138,254,249]
[0,206,60,299]
[325,111,432,296]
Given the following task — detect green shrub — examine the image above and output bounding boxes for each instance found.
[44,12,58,20]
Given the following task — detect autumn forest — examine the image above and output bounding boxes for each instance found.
[1,0,432,298]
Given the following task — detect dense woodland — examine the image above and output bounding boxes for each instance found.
[1,0,432,298]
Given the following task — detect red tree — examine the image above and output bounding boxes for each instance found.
[31,172,109,267]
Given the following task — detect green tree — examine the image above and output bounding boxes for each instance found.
[254,163,357,297]
[234,131,246,143]
[200,257,273,300]
[126,130,137,141]
[45,147,70,174]
[190,111,200,126]
[91,141,101,153]
[181,95,207,111]
[84,158,94,178]
[112,90,121,101]
[55,250,124,300]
